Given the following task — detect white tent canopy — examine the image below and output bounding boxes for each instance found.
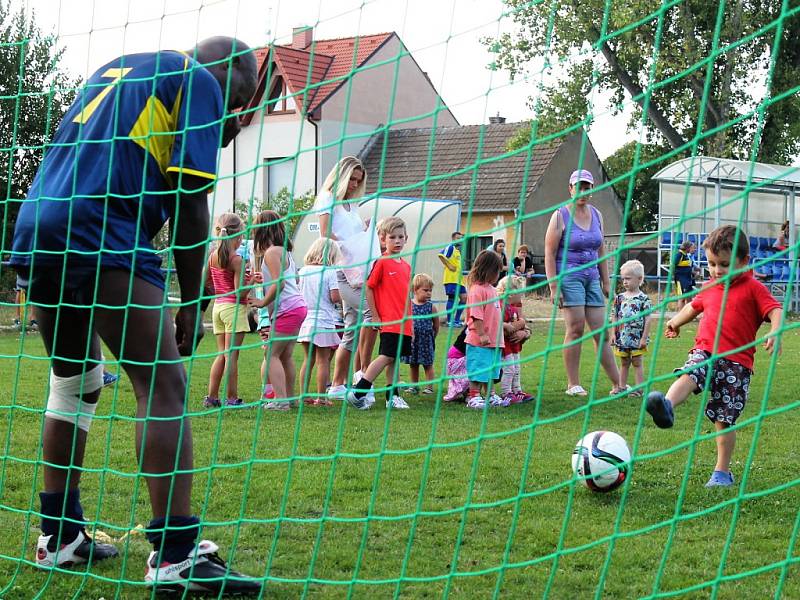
[653,156,799,242]
[293,196,461,304]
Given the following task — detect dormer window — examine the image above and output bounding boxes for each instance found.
[267,74,296,114]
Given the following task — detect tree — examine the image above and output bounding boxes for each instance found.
[486,1,800,163]
[0,0,77,288]
[233,187,316,240]
[604,141,672,232]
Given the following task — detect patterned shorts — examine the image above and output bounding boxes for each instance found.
[675,349,751,426]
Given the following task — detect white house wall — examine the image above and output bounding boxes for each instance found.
[317,35,458,188]
[214,113,317,218]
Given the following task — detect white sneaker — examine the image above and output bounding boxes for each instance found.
[488,393,509,407]
[36,529,119,568]
[144,539,261,595]
[353,370,364,384]
[345,390,372,410]
[327,384,347,399]
[466,395,485,409]
[386,395,410,409]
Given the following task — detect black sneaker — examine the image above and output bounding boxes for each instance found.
[646,391,675,428]
[144,539,262,596]
[36,529,119,568]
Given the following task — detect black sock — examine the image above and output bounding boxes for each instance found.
[40,488,84,541]
[146,515,201,564]
[353,378,372,399]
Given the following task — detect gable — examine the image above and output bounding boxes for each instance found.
[241,33,393,124]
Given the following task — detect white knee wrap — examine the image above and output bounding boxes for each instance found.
[46,364,103,432]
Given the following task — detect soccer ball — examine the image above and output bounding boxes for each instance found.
[571,431,631,492]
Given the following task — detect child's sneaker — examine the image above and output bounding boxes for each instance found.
[144,539,261,595]
[386,395,410,409]
[488,393,509,407]
[202,396,221,408]
[345,391,371,410]
[466,395,485,409]
[513,390,536,404]
[705,470,734,487]
[224,398,244,407]
[502,393,518,406]
[28,319,38,331]
[405,386,419,395]
[421,386,435,395]
[35,529,119,568]
[646,391,674,428]
[102,371,119,387]
[13,318,22,331]
[263,400,291,411]
[327,384,347,399]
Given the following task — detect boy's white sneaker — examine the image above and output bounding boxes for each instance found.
[386,395,409,409]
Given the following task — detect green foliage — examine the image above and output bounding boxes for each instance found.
[487,0,800,163]
[0,0,77,260]
[234,187,316,239]
[604,141,676,232]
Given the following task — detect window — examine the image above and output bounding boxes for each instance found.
[264,157,297,199]
[266,75,296,114]
[464,235,494,269]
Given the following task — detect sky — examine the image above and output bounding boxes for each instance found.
[18,0,633,158]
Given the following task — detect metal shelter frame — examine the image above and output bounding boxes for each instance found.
[653,156,799,311]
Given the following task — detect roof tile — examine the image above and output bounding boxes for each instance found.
[362,123,562,211]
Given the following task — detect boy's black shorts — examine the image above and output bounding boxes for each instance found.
[675,349,751,426]
[379,332,412,359]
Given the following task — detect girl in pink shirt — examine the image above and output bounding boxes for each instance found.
[204,213,253,408]
[464,250,506,409]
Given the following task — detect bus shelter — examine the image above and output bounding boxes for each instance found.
[653,156,799,311]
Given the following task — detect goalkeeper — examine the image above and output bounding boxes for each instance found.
[10,37,261,595]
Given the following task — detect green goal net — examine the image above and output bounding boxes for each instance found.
[1,0,800,598]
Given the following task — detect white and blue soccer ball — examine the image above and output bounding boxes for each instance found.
[571,431,631,492]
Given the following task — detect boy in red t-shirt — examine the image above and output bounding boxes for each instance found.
[347,217,413,410]
[647,225,783,487]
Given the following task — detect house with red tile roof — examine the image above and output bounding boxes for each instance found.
[214,27,459,214]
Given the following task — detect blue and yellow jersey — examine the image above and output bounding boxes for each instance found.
[11,50,224,289]
[439,243,463,286]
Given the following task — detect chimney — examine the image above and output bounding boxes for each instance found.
[489,112,506,124]
[292,26,313,49]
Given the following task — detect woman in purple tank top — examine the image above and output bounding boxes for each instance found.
[544,169,623,397]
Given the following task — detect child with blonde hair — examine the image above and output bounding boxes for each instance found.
[298,238,343,405]
[204,213,252,408]
[346,217,413,410]
[611,259,652,396]
[401,273,439,394]
[497,275,534,404]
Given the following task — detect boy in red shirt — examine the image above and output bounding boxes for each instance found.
[647,225,783,487]
[347,217,413,409]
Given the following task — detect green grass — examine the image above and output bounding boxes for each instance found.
[1,319,800,599]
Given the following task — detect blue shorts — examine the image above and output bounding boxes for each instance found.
[559,275,606,307]
[465,344,501,383]
[444,283,467,297]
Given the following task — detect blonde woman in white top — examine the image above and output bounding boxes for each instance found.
[314,156,379,399]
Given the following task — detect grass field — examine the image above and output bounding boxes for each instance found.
[1,315,799,599]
